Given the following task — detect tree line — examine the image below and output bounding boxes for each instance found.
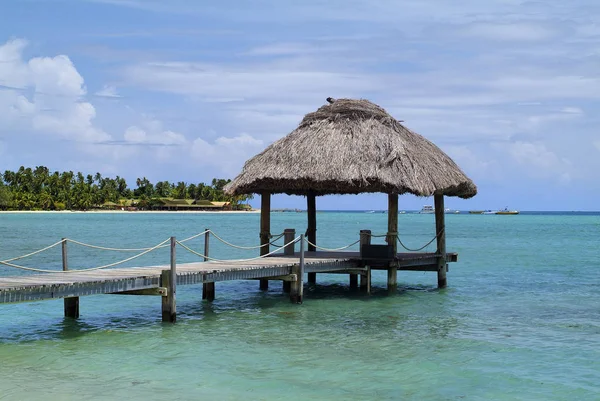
[0,166,252,211]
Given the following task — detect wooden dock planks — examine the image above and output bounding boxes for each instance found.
[0,252,457,305]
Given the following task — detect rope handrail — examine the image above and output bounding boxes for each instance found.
[0,238,171,273]
[208,230,285,250]
[397,228,444,252]
[0,239,64,264]
[64,230,209,252]
[304,238,361,252]
[176,236,301,263]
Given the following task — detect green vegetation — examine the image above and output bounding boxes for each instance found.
[0,166,252,211]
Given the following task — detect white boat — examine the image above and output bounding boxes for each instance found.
[419,205,434,214]
[445,208,460,214]
[482,210,496,215]
[366,210,375,214]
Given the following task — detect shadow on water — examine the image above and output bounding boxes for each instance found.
[0,280,448,343]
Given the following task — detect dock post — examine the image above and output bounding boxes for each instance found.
[359,230,371,295]
[202,228,215,301]
[259,192,271,290]
[161,236,177,322]
[282,228,295,293]
[386,194,398,292]
[307,191,317,284]
[62,238,79,319]
[351,230,369,289]
[290,234,305,303]
[434,194,447,288]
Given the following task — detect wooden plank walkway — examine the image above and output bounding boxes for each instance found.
[0,251,457,304]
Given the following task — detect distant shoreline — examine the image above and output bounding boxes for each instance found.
[0,210,260,214]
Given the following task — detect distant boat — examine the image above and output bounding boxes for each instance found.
[399,211,406,214]
[419,205,434,214]
[482,210,496,215]
[496,208,519,215]
[445,208,460,214]
[366,210,375,214]
[469,210,484,214]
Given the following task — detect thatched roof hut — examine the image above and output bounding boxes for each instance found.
[225,98,476,198]
[225,98,476,289]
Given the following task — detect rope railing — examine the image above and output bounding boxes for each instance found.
[304,238,361,252]
[65,230,210,252]
[208,231,285,250]
[176,236,301,263]
[0,239,64,264]
[363,229,444,252]
[0,238,171,273]
[397,228,444,252]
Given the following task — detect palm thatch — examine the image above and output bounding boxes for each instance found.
[225,98,476,198]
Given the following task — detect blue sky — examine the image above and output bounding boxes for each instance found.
[1,0,599,211]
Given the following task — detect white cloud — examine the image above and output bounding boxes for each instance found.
[463,22,556,42]
[123,125,186,145]
[191,133,264,176]
[502,141,573,183]
[0,39,110,143]
[95,85,122,98]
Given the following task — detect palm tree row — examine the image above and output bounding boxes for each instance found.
[0,166,251,211]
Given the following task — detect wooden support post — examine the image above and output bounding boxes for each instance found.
[161,237,177,322]
[434,194,447,289]
[283,228,295,293]
[290,234,305,303]
[349,273,358,289]
[387,194,399,292]
[306,192,317,284]
[62,238,79,319]
[259,192,271,291]
[202,228,215,301]
[360,267,371,295]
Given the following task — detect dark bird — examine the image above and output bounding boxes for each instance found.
[326,97,335,104]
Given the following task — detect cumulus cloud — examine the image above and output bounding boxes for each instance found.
[0,38,110,143]
[191,133,264,176]
[501,141,573,183]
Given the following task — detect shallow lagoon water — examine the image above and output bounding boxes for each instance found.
[0,211,599,400]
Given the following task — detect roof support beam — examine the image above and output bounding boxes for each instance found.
[306,191,317,283]
[434,193,447,288]
[259,192,271,290]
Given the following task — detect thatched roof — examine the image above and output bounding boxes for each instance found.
[225,98,477,199]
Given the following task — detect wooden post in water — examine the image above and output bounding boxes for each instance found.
[282,228,295,293]
[161,236,177,322]
[62,238,79,319]
[306,192,317,284]
[290,234,305,303]
[359,230,372,295]
[434,194,447,288]
[202,229,215,302]
[259,192,271,290]
[386,193,398,292]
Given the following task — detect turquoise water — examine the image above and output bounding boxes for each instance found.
[0,212,599,400]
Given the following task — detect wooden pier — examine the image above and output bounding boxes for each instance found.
[0,230,457,322]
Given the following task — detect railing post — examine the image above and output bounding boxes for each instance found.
[290,234,304,303]
[62,238,79,319]
[202,228,215,301]
[282,228,295,293]
[161,236,177,322]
